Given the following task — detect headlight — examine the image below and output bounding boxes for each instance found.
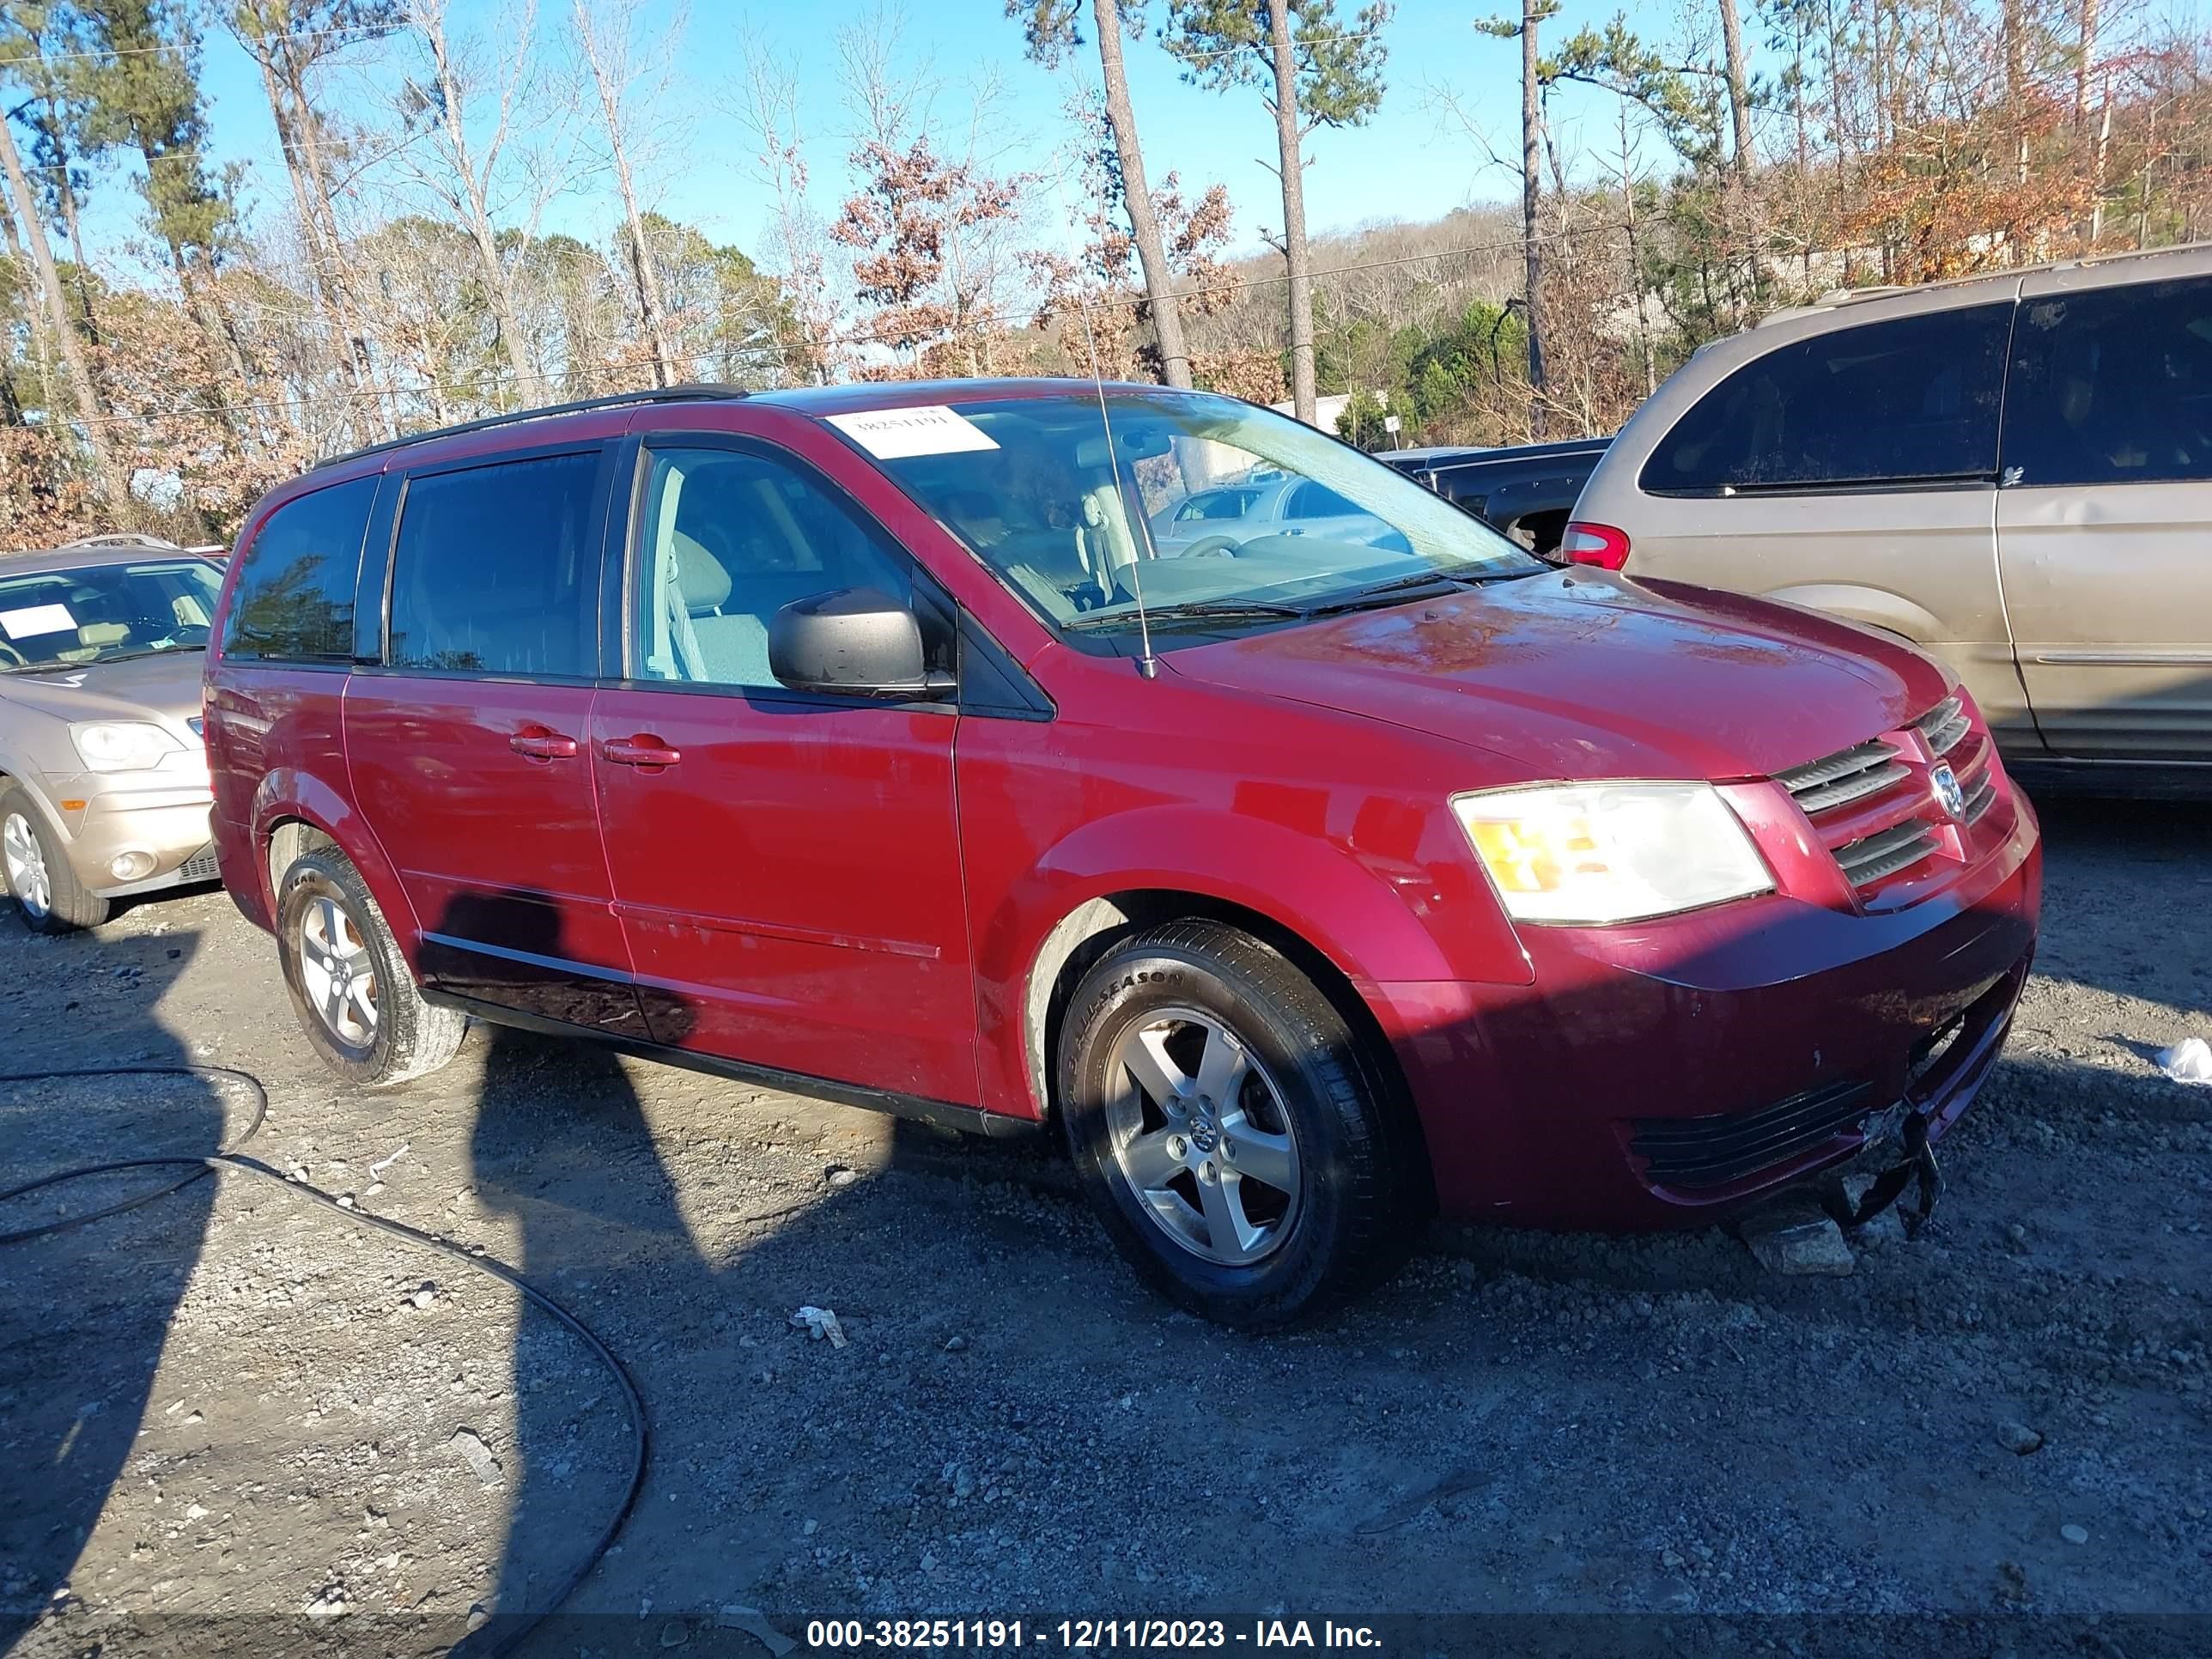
[70,720,184,773]
[1452,782,1772,925]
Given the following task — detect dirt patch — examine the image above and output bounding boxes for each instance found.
[3,797,2209,1654]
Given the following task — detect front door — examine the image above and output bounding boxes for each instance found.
[344,444,642,1033]
[1997,266,2212,759]
[590,437,976,1104]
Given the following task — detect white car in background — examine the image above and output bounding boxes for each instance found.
[1146,471,1411,558]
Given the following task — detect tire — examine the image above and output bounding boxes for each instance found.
[1057,920,1423,1329]
[276,847,465,1087]
[1,786,110,933]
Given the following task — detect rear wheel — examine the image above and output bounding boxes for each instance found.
[1,787,109,933]
[276,847,465,1086]
[1058,921,1422,1328]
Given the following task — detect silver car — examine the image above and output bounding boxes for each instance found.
[0,537,223,932]
[1147,471,1408,557]
[1569,243,2212,785]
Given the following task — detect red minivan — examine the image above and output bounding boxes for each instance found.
[204,380,2041,1326]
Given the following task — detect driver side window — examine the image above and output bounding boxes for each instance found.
[630,446,919,691]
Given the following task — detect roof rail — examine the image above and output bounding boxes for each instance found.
[58,532,186,550]
[312,382,748,471]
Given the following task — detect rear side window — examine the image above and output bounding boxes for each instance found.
[1176,489,1256,522]
[222,476,377,662]
[1286,481,1362,518]
[1643,303,2013,495]
[2003,276,2212,487]
[386,451,604,677]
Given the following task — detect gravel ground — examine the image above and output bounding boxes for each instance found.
[2,795,2208,1657]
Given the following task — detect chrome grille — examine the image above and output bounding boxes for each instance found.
[1833,821,1941,886]
[1776,694,1996,899]
[1774,739,1908,814]
[178,847,220,883]
[1917,696,1968,757]
[1960,770,1996,824]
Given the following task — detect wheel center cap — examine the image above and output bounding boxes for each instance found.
[1188,1116,1219,1154]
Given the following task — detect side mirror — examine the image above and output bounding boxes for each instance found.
[769,587,952,701]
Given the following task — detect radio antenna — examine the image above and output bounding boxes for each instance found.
[1054,159,1160,680]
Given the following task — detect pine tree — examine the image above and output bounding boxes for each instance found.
[77,0,258,426]
[1162,0,1389,424]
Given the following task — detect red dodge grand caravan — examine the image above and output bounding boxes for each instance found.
[204,380,2040,1325]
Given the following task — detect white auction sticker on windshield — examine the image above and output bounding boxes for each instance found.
[826,404,1000,459]
[0,603,76,641]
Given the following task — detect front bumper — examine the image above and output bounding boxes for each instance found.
[1372,793,2042,1231]
[46,773,217,898]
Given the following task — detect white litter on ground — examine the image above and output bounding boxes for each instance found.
[790,1306,848,1348]
[2156,1037,2212,1085]
[368,1143,410,1176]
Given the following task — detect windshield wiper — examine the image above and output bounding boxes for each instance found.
[94,644,205,663]
[1297,572,1470,617]
[1062,598,1309,632]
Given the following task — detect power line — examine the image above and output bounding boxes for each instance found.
[0,22,391,73]
[7,148,241,178]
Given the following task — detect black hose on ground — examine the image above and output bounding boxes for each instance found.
[0,1066,649,1659]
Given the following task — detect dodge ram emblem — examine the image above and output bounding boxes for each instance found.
[1930,763,1966,820]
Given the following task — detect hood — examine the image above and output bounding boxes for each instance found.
[0,648,208,732]
[1165,568,1951,781]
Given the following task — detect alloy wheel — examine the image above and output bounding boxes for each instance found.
[299,893,379,1048]
[2,812,51,921]
[1103,1005,1302,1266]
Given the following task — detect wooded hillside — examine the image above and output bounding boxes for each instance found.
[3,0,2206,546]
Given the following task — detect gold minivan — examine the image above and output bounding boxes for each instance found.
[1567,244,2212,788]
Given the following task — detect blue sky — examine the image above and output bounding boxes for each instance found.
[88,0,1664,275]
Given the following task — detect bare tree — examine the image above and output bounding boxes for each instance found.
[387,0,562,400]
[837,3,930,157]
[571,0,682,386]
[731,31,839,382]
[2076,0,2101,129]
[0,112,125,500]
[0,3,103,337]
[828,8,1034,376]
[230,0,399,434]
[1009,0,1194,386]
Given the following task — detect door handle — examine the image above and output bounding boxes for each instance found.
[509,729,579,760]
[602,735,682,768]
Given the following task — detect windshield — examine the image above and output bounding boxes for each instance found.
[848,392,1542,642]
[0,560,224,671]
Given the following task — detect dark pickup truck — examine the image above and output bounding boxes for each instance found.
[1375,437,1609,558]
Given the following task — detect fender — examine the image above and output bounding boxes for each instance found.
[251,767,425,969]
[973,802,1531,1120]
[1756,581,1944,644]
[0,750,64,834]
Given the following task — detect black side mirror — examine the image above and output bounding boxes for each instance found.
[769,587,952,700]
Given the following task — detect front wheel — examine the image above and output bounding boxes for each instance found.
[1057,921,1424,1328]
[1,787,110,933]
[276,847,465,1087]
